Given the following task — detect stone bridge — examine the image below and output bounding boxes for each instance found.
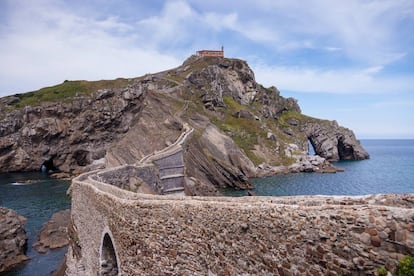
[66,126,414,275]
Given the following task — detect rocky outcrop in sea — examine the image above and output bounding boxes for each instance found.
[33,209,70,254]
[0,207,28,273]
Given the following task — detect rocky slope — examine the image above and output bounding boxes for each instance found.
[0,207,29,273]
[0,55,369,194]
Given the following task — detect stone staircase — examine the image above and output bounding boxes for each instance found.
[137,123,193,195]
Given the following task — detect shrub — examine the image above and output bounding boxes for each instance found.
[397,255,414,276]
[377,266,387,276]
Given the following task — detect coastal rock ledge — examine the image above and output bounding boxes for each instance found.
[0,207,29,273]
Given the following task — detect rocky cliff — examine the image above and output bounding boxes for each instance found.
[0,80,145,173]
[0,207,28,273]
[0,55,369,194]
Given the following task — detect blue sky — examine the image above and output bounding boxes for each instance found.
[1,0,413,138]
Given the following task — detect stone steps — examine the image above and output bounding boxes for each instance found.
[163,187,185,194]
[160,174,184,180]
[159,164,185,170]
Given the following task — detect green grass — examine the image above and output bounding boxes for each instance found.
[279,110,333,128]
[278,110,308,127]
[10,78,131,108]
[212,97,265,165]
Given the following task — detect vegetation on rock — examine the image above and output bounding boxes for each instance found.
[9,78,131,108]
[397,255,414,276]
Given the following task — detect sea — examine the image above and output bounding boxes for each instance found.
[221,139,414,196]
[0,139,413,275]
[0,172,70,276]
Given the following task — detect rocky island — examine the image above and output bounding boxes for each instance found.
[0,55,368,194]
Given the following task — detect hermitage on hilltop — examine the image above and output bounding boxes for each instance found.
[196,46,224,57]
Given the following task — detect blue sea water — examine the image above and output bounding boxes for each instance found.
[222,139,414,196]
[0,172,70,276]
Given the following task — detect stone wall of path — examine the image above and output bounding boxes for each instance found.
[66,178,414,276]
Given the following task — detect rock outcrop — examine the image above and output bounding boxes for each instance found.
[184,57,259,107]
[0,82,145,174]
[33,209,70,253]
[185,125,255,191]
[0,207,28,273]
[0,55,369,194]
[305,121,370,161]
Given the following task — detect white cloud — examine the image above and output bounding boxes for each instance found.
[253,63,414,94]
[136,0,196,47]
[224,0,413,65]
[0,0,181,95]
[203,12,238,31]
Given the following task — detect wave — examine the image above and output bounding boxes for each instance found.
[10,180,39,186]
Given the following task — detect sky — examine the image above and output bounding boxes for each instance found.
[1,0,414,139]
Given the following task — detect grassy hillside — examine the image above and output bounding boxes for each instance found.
[10,78,132,108]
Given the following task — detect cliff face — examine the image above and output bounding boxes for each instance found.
[0,82,145,173]
[0,55,369,193]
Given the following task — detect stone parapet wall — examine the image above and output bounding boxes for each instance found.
[67,177,414,275]
[94,164,160,193]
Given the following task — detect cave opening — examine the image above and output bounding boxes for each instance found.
[100,233,119,276]
[41,157,56,172]
[308,138,316,156]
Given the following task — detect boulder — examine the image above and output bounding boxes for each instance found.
[233,110,255,119]
[33,209,70,254]
[0,207,29,273]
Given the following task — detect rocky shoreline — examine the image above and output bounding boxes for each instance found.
[0,207,29,273]
[0,206,70,274]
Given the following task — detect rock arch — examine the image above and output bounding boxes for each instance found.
[304,122,369,161]
[99,228,120,276]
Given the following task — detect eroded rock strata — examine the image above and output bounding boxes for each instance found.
[0,55,369,193]
[0,207,29,273]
